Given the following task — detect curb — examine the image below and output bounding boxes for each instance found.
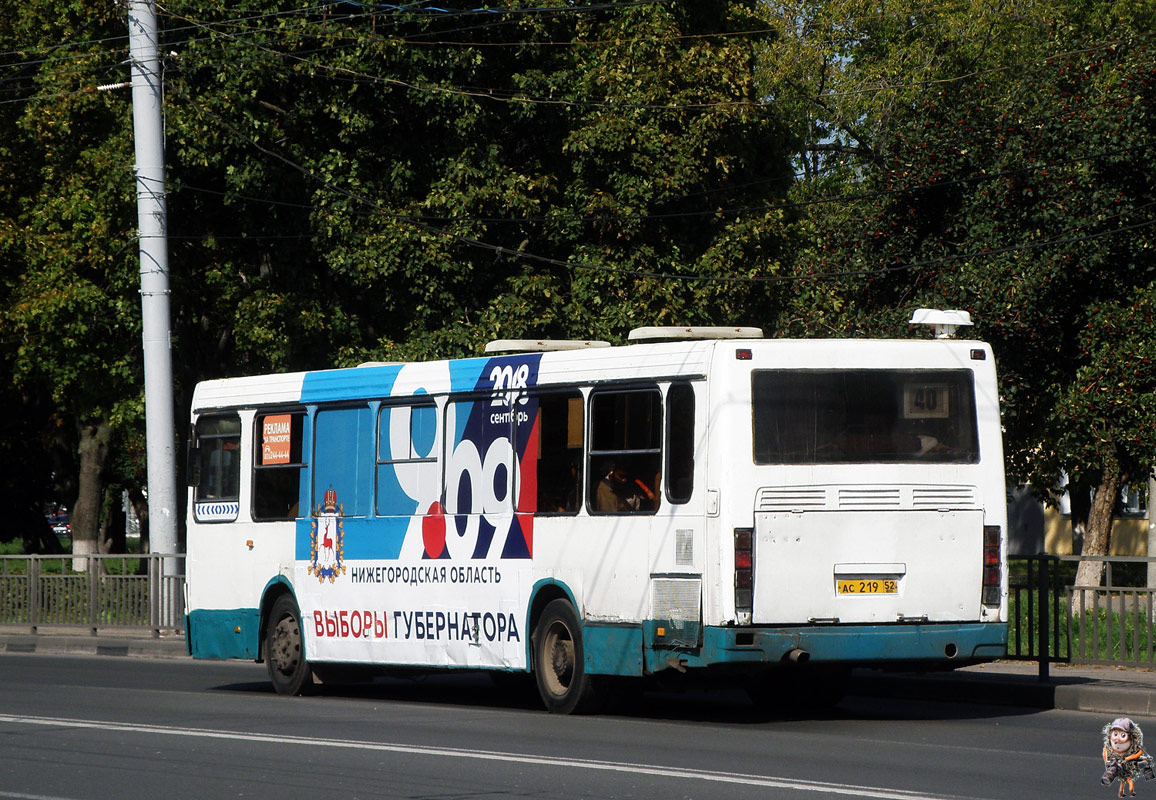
[1055,684,1156,716]
[0,634,189,659]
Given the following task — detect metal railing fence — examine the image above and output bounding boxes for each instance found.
[1008,554,1156,676]
[3,551,1154,663]
[0,554,184,636]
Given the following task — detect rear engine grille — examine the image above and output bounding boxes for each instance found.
[755,485,979,512]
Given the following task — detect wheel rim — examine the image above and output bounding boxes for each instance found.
[541,620,575,698]
[270,613,301,678]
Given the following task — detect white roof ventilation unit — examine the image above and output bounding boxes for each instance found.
[909,308,973,339]
[484,339,611,354]
[627,326,764,343]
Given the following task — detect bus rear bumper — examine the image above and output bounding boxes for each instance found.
[630,622,1006,676]
[699,622,1006,667]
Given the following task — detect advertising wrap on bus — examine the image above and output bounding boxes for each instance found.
[185,326,1009,714]
[293,356,542,669]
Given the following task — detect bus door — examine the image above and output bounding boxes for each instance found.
[646,381,702,649]
[582,388,658,626]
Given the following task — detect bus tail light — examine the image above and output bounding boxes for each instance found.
[735,528,753,622]
[982,525,1001,606]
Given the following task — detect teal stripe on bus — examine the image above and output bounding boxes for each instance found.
[187,608,261,660]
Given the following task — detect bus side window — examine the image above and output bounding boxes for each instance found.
[666,383,694,503]
[193,414,241,522]
[518,392,583,514]
[377,401,440,516]
[588,388,661,515]
[253,412,305,521]
[313,406,372,517]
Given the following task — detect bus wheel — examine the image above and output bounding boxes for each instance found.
[533,599,600,714]
[265,594,315,696]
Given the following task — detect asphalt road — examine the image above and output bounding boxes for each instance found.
[0,654,1121,800]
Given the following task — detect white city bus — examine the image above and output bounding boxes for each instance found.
[185,319,1007,713]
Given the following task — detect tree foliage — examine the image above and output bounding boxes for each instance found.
[5,0,1155,580]
[769,0,1156,576]
[0,0,797,548]
[0,0,142,552]
[161,0,796,372]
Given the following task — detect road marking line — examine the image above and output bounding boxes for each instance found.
[0,714,980,800]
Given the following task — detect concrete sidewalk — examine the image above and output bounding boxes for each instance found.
[4,631,1156,718]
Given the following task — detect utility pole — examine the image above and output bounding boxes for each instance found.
[128,0,179,575]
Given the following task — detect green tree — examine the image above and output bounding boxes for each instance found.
[1,0,800,553]
[769,0,1156,584]
[161,0,797,370]
[0,1,145,556]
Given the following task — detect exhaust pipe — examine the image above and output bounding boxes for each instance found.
[786,648,810,663]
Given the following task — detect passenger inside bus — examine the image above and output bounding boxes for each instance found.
[594,462,655,513]
[539,456,582,513]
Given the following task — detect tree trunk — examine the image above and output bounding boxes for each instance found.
[71,419,110,571]
[128,486,150,574]
[99,488,127,555]
[1072,461,1124,613]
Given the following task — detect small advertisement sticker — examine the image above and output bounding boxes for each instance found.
[262,414,292,465]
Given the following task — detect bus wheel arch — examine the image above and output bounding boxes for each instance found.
[263,592,315,696]
[257,581,293,663]
[531,597,601,714]
[527,583,571,646]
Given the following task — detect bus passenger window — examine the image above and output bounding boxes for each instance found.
[518,392,583,514]
[588,389,661,515]
[377,401,440,516]
[666,383,695,503]
[314,406,372,517]
[192,414,241,523]
[253,412,305,520]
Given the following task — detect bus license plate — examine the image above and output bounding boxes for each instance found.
[836,579,898,595]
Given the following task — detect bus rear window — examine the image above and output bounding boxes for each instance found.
[752,370,979,464]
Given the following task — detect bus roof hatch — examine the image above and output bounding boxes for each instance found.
[484,339,612,353]
[627,326,764,342]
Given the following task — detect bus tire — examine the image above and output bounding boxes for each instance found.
[532,599,601,714]
[265,594,315,696]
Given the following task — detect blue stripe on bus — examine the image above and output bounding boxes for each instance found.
[296,516,411,561]
[300,355,545,397]
[299,364,402,403]
[296,355,523,406]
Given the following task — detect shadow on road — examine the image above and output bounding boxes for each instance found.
[210,669,1043,725]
